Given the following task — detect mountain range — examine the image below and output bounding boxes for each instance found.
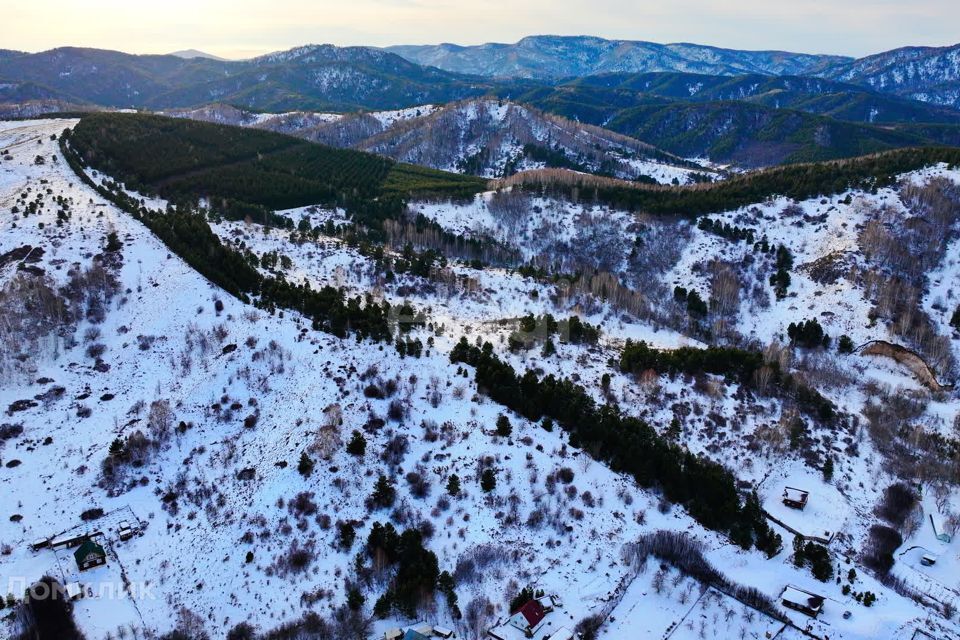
[0,45,496,111]
[390,36,960,110]
[2,36,960,168]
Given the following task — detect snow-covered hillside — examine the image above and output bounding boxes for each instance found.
[2,118,960,640]
[164,100,715,184]
[826,43,960,109]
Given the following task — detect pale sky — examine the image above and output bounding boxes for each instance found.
[3,0,958,59]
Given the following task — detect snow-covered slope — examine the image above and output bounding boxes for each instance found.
[825,43,960,109]
[2,118,960,640]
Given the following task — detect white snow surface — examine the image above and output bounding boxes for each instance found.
[0,119,958,640]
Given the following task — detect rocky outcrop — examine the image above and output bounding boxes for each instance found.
[857,340,954,392]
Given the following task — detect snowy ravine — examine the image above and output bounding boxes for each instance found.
[1,119,958,640]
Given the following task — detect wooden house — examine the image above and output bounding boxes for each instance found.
[74,538,107,571]
[781,586,824,618]
[782,487,809,510]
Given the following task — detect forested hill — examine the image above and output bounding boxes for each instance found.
[496,146,960,215]
[67,112,960,222]
[67,113,487,214]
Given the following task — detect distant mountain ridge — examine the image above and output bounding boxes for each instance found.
[386,35,960,111]
[168,49,227,61]
[567,72,960,124]
[385,35,851,79]
[0,45,496,111]
[823,43,960,109]
[1,39,959,114]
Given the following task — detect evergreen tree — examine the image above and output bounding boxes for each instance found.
[298,451,315,477]
[788,318,829,349]
[495,414,512,438]
[346,587,364,611]
[446,474,461,497]
[346,430,367,456]
[541,338,556,357]
[338,522,357,550]
[370,475,396,509]
[837,334,855,353]
[480,468,497,492]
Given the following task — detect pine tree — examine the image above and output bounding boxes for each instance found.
[541,338,556,357]
[837,335,855,353]
[480,468,497,492]
[446,474,461,496]
[495,414,512,437]
[823,456,834,482]
[370,475,396,509]
[346,430,366,456]
[298,451,315,477]
[346,586,364,611]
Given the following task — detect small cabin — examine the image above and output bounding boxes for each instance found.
[64,582,84,601]
[781,586,824,618]
[782,487,809,510]
[118,520,135,541]
[921,554,937,567]
[433,626,454,639]
[384,629,403,640]
[546,629,574,640]
[74,538,107,571]
[537,596,555,613]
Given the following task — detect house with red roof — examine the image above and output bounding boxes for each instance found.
[508,599,547,635]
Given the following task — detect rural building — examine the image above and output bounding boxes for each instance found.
[508,599,547,635]
[546,629,574,640]
[782,487,809,510]
[433,626,454,639]
[384,629,403,640]
[118,520,135,541]
[401,630,430,640]
[537,596,554,613]
[65,582,84,601]
[74,538,107,571]
[781,586,824,618]
[51,530,103,550]
[30,537,50,551]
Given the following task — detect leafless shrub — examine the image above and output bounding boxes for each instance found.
[862,525,903,575]
[875,482,918,529]
[380,434,409,466]
[406,470,431,499]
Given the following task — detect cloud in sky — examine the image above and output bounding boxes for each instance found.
[5,0,958,59]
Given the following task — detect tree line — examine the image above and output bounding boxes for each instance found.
[494,146,960,217]
[619,340,835,424]
[450,338,781,554]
